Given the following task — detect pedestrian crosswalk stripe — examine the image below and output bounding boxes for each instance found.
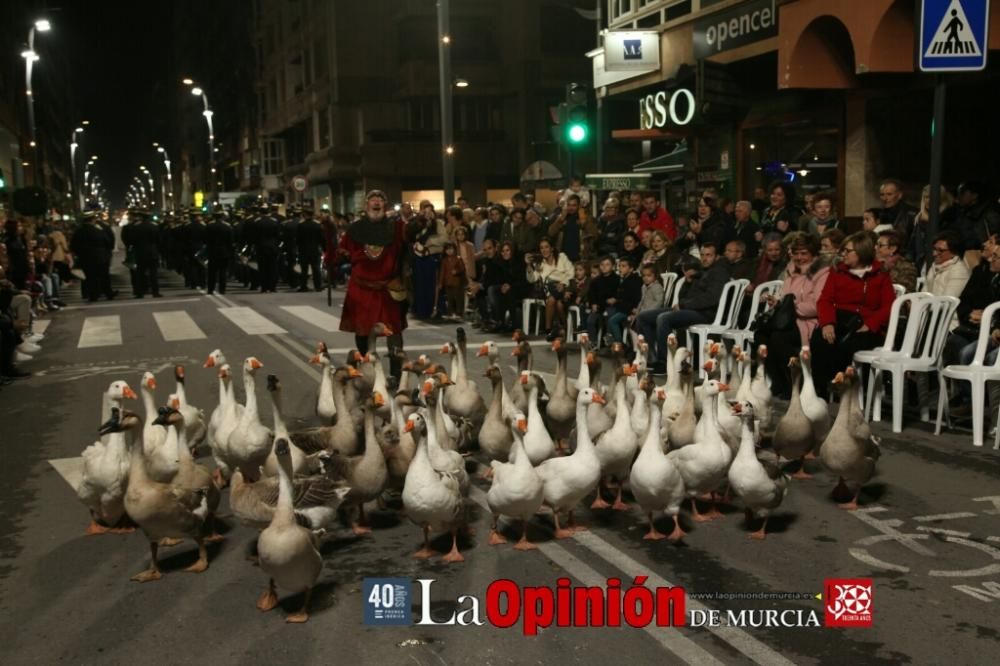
[49,456,84,492]
[78,315,122,348]
[217,306,287,335]
[279,305,341,332]
[153,310,207,341]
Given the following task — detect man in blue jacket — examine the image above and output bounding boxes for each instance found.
[637,242,731,374]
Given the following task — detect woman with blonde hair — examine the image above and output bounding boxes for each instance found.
[911,184,957,269]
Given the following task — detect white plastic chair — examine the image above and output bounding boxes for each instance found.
[935,301,1000,449]
[893,283,906,298]
[915,276,926,292]
[721,279,783,362]
[686,279,751,379]
[521,298,546,335]
[670,279,683,307]
[853,292,932,407]
[868,295,960,433]
[660,272,678,307]
[566,305,581,341]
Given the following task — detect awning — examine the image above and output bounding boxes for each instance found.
[520,160,563,182]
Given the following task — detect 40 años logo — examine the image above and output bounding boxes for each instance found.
[364,577,686,634]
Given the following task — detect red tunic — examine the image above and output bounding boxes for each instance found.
[339,219,407,335]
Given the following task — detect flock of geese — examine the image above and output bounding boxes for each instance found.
[73,326,880,622]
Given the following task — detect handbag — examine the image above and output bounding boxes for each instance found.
[751,294,796,333]
[387,278,407,302]
[834,309,864,343]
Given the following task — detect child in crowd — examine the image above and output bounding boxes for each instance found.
[437,241,467,320]
[634,265,665,322]
[606,257,642,345]
[561,261,590,335]
[453,226,476,284]
[585,255,620,346]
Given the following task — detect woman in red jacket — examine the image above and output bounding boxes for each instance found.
[810,231,895,399]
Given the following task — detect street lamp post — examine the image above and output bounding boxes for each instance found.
[69,126,83,212]
[436,0,455,207]
[154,143,173,211]
[22,18,50,184]
[184,80,216,203]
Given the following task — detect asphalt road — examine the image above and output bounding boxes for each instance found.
[1,258,999,666]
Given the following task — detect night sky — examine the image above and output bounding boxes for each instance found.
[49,1,172,206]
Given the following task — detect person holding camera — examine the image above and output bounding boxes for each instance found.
[526,237,573,340]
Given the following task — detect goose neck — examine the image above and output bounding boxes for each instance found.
[575,402,595,452]
[243,372,259,418]
[274,457,296,521]
[270,391,288,438]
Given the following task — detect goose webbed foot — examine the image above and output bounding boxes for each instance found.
[256,579,279,611]
[85,519,111,536]
[286,588,312,623]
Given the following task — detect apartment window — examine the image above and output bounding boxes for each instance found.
[408,98,439,131]
[313,39,327,78]
[262,138,284,176]
[456,98,503,133]
[610,0,633,21]
[303,48,312,87]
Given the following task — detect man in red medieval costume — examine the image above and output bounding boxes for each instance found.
[339,190,407,378]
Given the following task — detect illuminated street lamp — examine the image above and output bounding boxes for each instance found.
[70,125,85,211]
[183,78,217,201]
[22,18,50,182]
[154,143,174,210]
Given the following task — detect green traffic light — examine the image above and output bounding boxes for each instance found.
[567,122,587,144]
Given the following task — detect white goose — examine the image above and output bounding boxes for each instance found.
[211,363,243,486]
[203,350,238,459]
[534,388,606,538]
[310,344,336,424]
[478,365,514,465]
[667,380,732,522]
[487,416,543,551]
[255,437,323,623]
[228,357,274,478]
[799,346,832,455]
[630,388,687,541]
[100,380,136,444]
[750,345,774,436]
[138,372,175,482]
[367,351,392,420]
[402,412,465,562]
[592,365,638,510]
[263,375,323,477]
[520,372,555,465]
[78,380,138,534]
[727,401,788,539]
[661,343,689,421]
[630,376,653,441]
[477,341,515,419]
[443,330,486,425]
[173,365,206,452]
[820,368,880,510]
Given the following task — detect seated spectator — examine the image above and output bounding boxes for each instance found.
[596,198,626,257]
[468,238,498,324]
[638,192,678,240]
[471,207,491,252]
[525,237,574,340]
[483,241,527,332]
[624,207,641,237]
[954,181,1000,268]
[803,191,839,234]
[547,194,597,263]
[0,266,35,380]
[675,216,703,258]
[755,233,830,399]
[606,256,642,346]
[911,184,957,269]
[637,242,731,373]
[876,230,917,293]
[747,232,786,296]
[759,181,799,238]
[862,207,893,236]
[642,230,679,275]
[619,231,645,268]
[634,265,665,321]
[944,235,999,367]
[585,256,619,344]
[820,228,845,266]
[725,200,760,258]
[561,261,591,331]
[696,197,726,249]
[811,232,895,399]
[724,240,755,282]
[949,248,1000,419]
[925,231,972,329]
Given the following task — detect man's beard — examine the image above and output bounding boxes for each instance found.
[368,208,386,221]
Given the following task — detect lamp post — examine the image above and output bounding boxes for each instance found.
[69,125,84,212]
[140,166,154,206]
[183,79,216,202]
[436,0,455,206]
[22,18,50,184]
[154,143,173,211]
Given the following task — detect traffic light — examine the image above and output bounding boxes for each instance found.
[563,83,589,146]
[0,167,6,190]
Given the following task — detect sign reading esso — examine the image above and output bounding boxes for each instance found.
[638,89,696,130]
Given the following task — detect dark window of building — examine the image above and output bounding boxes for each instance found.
[540,4,594,56]
[398,17,437,63]
[664,0,691,21]
[452,19,498,62]
[637,12,662,28]
[284,121,310,166]
[318,107,331,148]
[408,98,439,132]
[262,138,284,175]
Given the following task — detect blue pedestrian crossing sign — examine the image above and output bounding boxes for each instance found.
[919,0,990,71]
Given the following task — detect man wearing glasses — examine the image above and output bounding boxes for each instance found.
[876,230,917,294]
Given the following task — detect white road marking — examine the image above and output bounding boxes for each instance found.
[912,512,976,522]
[217,306,286,335]
[153,310,207,342]
[33,320,51,335]
[280,305,341,332]
[49,456,84,492]
[928,537,1000,578]
[988,536,1000,544]
[62,297,201,311]
[466,487,725,666]
[78,315,122,348]
[571,529,797,666]
[916,526,972,537]
[850,506,937,556]
[973,496,1000,515]
[847,547,910,573]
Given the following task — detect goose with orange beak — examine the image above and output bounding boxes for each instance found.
[226,357,273,480]
[728,400,788,539]
[487,412,543,551]
[310,343,337,424]
[820,367,880,511]
[535,388,606,538]
[773,357,814,480]
[78,380,138,535]
[545,337,576,454]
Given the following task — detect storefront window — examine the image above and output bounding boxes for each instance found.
[740,126,839,206]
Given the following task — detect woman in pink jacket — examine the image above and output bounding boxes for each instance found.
[758,232,830,399]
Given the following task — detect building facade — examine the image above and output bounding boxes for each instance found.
[252,0,594,211]
[595,0,1000,218]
